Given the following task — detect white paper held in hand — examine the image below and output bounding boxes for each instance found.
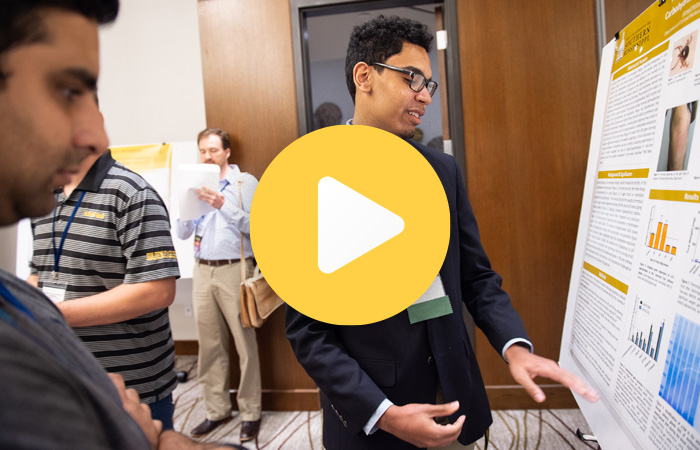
[175,163,220,221]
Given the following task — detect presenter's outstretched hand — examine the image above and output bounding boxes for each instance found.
[505,345,599,404]
[377,402,466,448]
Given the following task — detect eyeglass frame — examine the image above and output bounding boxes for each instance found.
[370,62,438,97]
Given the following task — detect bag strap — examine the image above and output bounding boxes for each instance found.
[238,177,247,282]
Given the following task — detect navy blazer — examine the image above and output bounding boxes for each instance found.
[286,140,529,449]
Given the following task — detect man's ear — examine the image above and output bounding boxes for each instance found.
[353,62,372,95]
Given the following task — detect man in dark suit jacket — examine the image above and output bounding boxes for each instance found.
[286,15,598,450]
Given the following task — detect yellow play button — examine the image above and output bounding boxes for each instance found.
[251,125,449,325]
[317,176,405,274]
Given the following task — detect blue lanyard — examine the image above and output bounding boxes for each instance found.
[0,279,36,322]
[51,190,86,280]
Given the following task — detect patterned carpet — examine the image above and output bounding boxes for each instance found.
[173,356,600,449]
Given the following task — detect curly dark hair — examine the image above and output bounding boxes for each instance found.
[0,0,119,85]
[345,15,433,104]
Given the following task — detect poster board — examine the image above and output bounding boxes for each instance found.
[560,1,700,449]
[111,142,201,279]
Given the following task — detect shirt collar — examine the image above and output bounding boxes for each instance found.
[222,164,241,184]
[75,150,117,193]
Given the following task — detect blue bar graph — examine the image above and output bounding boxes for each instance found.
[632,321,664,361]
[659,315,700,428]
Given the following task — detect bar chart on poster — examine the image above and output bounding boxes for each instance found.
[560,0,700,448]
[629,296,665,362]
[646,207,678,256]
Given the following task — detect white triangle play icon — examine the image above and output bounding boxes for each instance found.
[318,176,404,274]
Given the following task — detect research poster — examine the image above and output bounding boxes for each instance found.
[111,143,173,198]
[99,142,201,278]
[560,1,700,449]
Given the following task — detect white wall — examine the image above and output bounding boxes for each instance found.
[99,0,207,145]
[98,0,206,340]
[0,224,18,274]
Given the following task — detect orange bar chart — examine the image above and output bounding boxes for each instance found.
[648,222,676,255]
[660,223,667,250]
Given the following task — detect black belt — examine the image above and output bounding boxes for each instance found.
[196,258,239,267]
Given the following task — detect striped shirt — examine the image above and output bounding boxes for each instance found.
[30,151,180,403]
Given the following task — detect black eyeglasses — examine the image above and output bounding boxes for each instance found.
[370,62,438,97]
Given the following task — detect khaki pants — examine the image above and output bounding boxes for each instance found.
[193,260,261,421]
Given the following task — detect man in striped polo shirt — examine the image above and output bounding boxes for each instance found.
[28,148,181,429]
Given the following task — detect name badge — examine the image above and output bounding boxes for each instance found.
[407,275,452,324]
[42,282,67,304]
[194,235,202,252]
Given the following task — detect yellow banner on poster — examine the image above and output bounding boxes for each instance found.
[110,143,172,172]
[582,261,629,295]
[598,168,650,179]
[611,0,700,74]
[649,189,700,202]
[612,43,668,80]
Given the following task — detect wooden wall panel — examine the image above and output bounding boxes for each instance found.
[198,0,299,180]
[605,0,656,42]
[457,0,598,408]
[197,0,318,411]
